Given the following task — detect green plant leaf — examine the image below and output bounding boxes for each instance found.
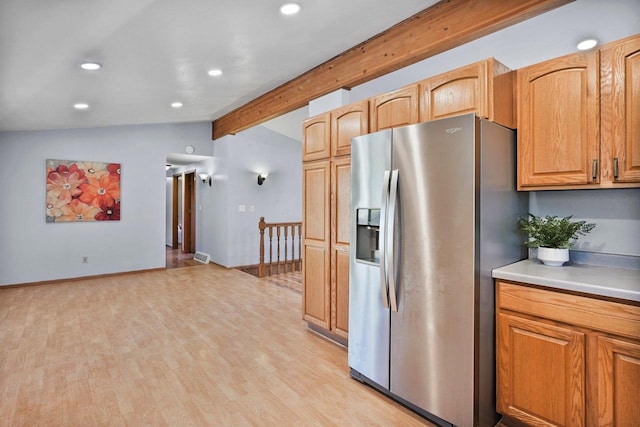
[517,213,596,249]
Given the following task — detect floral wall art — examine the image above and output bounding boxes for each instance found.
[46,159,121,222]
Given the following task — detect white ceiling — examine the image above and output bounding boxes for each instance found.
[0,0,437,133]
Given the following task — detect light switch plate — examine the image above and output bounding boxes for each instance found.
[239,205,246,212]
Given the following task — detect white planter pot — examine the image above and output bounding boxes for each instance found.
[537,247,569,267]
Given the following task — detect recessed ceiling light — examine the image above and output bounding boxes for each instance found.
[577,38,598,51]
[73,103,89,110]
[208,69,223,77]
[280,3,301,15]
[171,102,183,108]
[80,62,101,71]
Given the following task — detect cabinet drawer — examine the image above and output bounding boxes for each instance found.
[497,281,640,340]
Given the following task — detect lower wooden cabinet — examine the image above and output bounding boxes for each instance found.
[496,280,640,426]
[596,335,640,426]
[497,312,585,426]
[303,243,330,329]
[331,248,350,338]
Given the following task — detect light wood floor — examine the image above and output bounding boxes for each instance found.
[0,264,433,426]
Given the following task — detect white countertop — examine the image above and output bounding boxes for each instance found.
[492,259,640,303]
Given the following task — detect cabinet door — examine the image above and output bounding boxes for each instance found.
[331,157,351,338]
[601,35,640,184]
[370,84,419,131]
[303,113,330,161]
[497,312,586,426]
[420,58,514,128]
[421,61,488,122]
[303,243,330,328]
[517,51,600,189]
[331,100,369,157]
[596,335,640,426]
[331,248,349,338]
[303,161,330,243]
[302,161,331,327]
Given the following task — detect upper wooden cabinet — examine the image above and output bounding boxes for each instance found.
[419,58,515,128]
[600,34,640,184]
[370,84,419,131]
[517,34,640,190]
[517,50,600,189]
[331,100,369,157]
[303,100,369,160]
[302,113,330,162]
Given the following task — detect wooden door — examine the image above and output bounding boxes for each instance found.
[370,84,419,131]
[303,113,331,161]
[497,312,586,426]
[601,34,640,184]
[331,100,369,157]
[302,161,331,328]
[172,175,179,249]
[182,171,196,253]
[596,335,640,426]
[331,157,351,338]
[517,51,600,189]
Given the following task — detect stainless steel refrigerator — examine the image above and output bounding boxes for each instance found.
[348,114,527,427]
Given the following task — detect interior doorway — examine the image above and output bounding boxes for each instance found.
[172,171,196,253]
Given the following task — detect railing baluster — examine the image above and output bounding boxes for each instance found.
[292,225,296,272]
[284,226,289,273]
[297,224,301,272]
[276,226,281,275]
[259,217,266,278]
[268,226,273,276]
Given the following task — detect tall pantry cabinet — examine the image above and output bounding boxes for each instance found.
[302,100,368,340]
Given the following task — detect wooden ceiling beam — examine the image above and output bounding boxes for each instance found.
[212,0,573,140]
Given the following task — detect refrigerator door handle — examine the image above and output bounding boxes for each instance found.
[379,170,391,308]
[387,169,399,312]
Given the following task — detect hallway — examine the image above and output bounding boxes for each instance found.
[165,246,199,269]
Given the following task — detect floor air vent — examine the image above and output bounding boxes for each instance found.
[193,251,210,264]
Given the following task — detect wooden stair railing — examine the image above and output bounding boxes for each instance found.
[258,217,302,278]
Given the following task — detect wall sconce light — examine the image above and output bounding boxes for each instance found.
[166,164,172,171]
[199,173,212,186]
[257,172,269,186]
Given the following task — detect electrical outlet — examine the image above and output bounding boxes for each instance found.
[82,256,88,264]
[250,205,255,212]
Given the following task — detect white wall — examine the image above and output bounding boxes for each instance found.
[529,190,640,256]
[195,125,302,267]
[0,121,212,285]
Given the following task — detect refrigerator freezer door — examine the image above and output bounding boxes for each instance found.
[349,130,392,389]
[390,115,478,426]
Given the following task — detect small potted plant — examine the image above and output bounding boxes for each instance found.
[517,213,596,266]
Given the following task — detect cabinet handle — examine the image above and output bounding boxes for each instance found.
[613,157,619,181]
[592,159,598,181]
